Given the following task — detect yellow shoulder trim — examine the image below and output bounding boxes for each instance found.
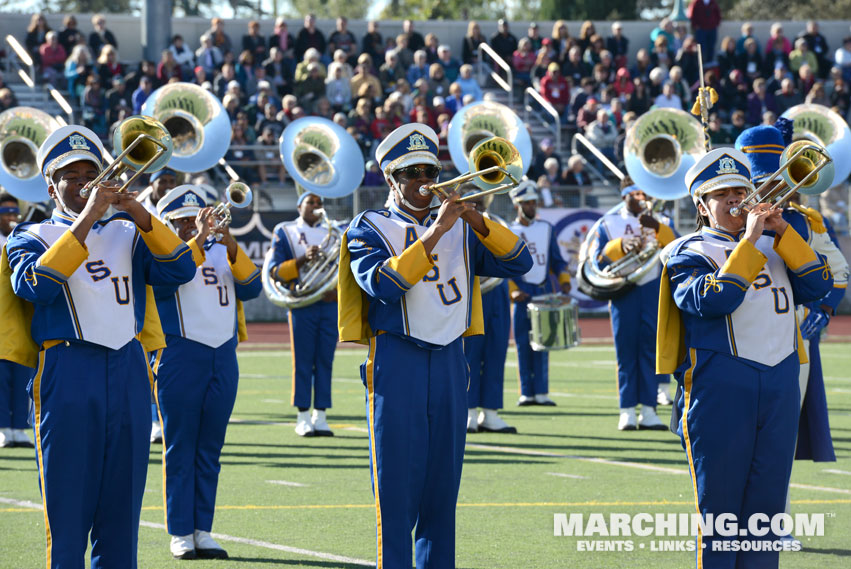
[462,276,484,337]
[719,239,766,283]
[773,226,818,272]
[337,231,373,344]
[656,265,686,374]
[276,259,299,282]
[475,216,522,258]
[229,246,258,282]
[139,285,166,353]
[0,247,38,368]
[140,215,189,258]
[384,239,434,287]
[188,240,206,267]
[237,299,247,343]
[602,238,625,262]
[656,224,676,247]
[37,230,88,278]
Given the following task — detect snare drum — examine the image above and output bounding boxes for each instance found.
[527,294,581,351]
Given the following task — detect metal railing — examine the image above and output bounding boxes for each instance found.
[46,85,73,124]
[477,42,513,107]
[523,87,561,152]
[5,34,35,88]
[571,133,625,185]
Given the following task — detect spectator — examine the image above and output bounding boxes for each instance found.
[735,22,760,57]
[169,35,195,78]
[675,36,701,85]
[648,66,666,98]
[436,45,461,83]
[463,21,487,65]
[222,92,240,121]
[717,36,739,79]
[527,138,559,180]
[585,108,618,165]
[124,60,157,94]
[264,47,294,96]
[513,39,536,89]
[314,96,333,119]
[707,112,734,144]
[196,34,224,75]
[573,79,597,122]
[790,37,818,76]
[609,97,624,128]
[798,63,816,95]
[328,17,358,66]
[295,48,326,82]
[456,64,482,102]
[407,50,430,87]
[423,33,440,65]
[361,21,384,64]
[649,18,675,52]
[774,77,802,115]
[132,75,153,114]
[236,50,259,96]
[577,21,597,54]
[58,15,83,56]
[105,76,130,127]
[295,62,326,112]
[81,75,107,136]
[765,23,792,57]
[734,37,762,82]
[256,103,284,138]
[654,81,683,110]
[805,81,830,107]
[234,110,257,143]
[64,44,93,99]
[765,66,786,95]
[539,63,569,120]
[351,63,382,102]
[720,68,748,114]
[0,87,17,112]
[583,34,605,67]
[327,49,354,84]
[830,78,851,116]
[213,62,237,99]
[242,20,268,65]
[593,62,613,92]
[551,20,571,65]
[403,20,425,53]
[326,65,352,111]
[25,13,51,66]
[541,156,563,187]
[563,45,592,85]
[379,50,405,95]
[295,14,326,62]
[348,97,375,143]
[363,160,384,186]
[625,77,651,115]
[526,22,543,52]
[612,67,634,100]
[764,36,791,76]
[445,82,464,114]
[728,109,747,139]
[95,44,123,88]
[205,17,232,56]
[269,18,295,59]
[392,33,413,70]
[490,19,518,64]
[157,49,182,84]
[607,21,629,69]
[649,35,673,76]
[89,14,118,57]
[226,122,256,183]
[428,63,450,98]
[746,77,777,125]
[39,31,67,86]
[688,0,721,63]
[835,37,851,83]
[799,21,830,80]
[248,81,280,114]
[631,48,653,83]
[668,66,691,107]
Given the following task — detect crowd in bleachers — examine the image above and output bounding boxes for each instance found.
[4,11,851,211]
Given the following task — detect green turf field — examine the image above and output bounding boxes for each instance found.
[1,343,849,568]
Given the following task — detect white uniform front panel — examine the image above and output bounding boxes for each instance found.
[31,220,137,349]
[175,243,237,348]
[365,212,471,346]
[281,219,330,283]
[687,235,796,367]
[509,220,550,285]
[0,233,7,248]
[600,209,667,285]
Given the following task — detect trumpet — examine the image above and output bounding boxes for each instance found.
[730,140,834,217]
[79,115,173,198]
[210,181,252,238]
[419,136,523,202]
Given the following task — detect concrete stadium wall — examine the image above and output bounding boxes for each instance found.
[3,14,851,65]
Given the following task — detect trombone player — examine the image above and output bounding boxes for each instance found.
[0,125,196,568]
[269,192,339,437]
[586,176,677,430]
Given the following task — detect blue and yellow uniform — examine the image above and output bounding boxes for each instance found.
[0,125,195,569]
[587,192,677,427]
[658,148,833,568]
[339,123,533,569]
[507,183,571,404]
[269,195,338,435]
[153,186,262,553]
[463,279,511,418]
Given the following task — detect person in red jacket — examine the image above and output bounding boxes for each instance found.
[539,62,569,123]
[688,0,721,63]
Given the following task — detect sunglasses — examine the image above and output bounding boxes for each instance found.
[396,165,440,180]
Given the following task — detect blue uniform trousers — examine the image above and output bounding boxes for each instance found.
[795,335,835,461]
[31,339,151,569]
[463,281,510,409]
[289,300,337,409]
[513,301,549,397]
[677,348,799,569]
[611,278,668,408]
[361,333,467,569]
[0,359,31,429]
[155,335,239,536]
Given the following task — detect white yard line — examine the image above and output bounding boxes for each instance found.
[823,469,851,476]
[0,496,374,566]
[266,480,308,488]
[790,483,851,495]
[546,472,588,480]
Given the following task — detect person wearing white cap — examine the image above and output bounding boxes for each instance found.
[0,124,196,568]
[586,175,678,431]
[268,192,339,437]
[507,179,572,406]
[153,185,262,559]
[657,147,832,567]
[338,123,532,568]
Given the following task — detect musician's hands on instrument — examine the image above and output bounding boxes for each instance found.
[639,213,660,232]
[744,203,787,244]
[510,289,531,303]
[80,179,121,221]
[800,305,831,340]
[622,236,642,254]
[421,190,474,255]
[217,224,238,262]
[762,206,788,236]
[194,207,214,245]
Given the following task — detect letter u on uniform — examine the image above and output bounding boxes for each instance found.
[111,276,131,305]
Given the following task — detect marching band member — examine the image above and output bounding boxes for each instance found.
[657,147,833,568]
[153,185,262,559]
[587,176,677,430]
[0,192,33,448]
[269,192,339,437]
[507,180,571,406]
[338,123,532,569]
[735,125,847,509]
[460,185,516,434]
[0,125,196,568]
[138,166,179,216]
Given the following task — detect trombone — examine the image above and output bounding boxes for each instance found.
[730,140,834,217]
[79,115,173,198]
[419,136,523,202]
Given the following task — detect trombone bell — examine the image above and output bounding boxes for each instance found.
[424,136,523,201]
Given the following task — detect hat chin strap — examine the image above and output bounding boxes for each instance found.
[698,196,737,234]
[389,177,430,212]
